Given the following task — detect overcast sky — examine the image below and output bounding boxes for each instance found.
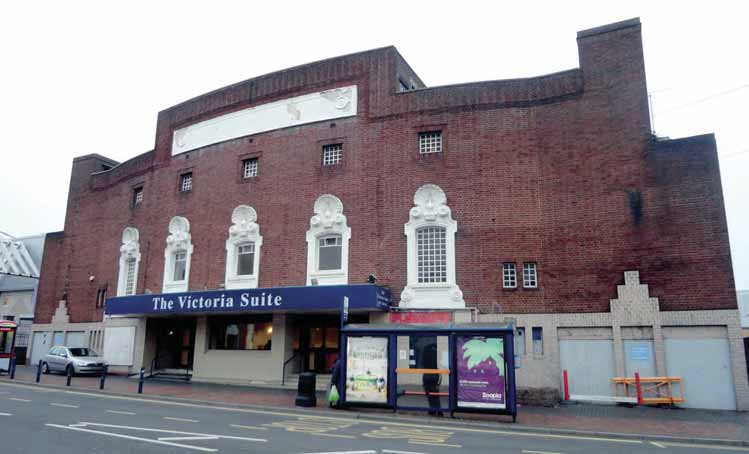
[1,1,747,289]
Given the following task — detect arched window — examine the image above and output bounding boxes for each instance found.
[306,194,350,285]
[225,205,262,289]
[117,227,140,296]
[401,184,464,308]
[162,216,193,293]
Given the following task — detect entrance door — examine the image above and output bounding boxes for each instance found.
[153,318,196,370]
[296,316,339,374]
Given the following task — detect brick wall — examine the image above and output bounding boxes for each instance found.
[34,18,737,324]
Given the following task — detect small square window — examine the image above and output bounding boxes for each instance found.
[503,262,517,288]
[180,173,193,192]
[419,131,442,154]
[532,327,544,356]
[133,187,143,206]
[523,262,538,288]
[322,144,343,166]
[243,158,258,178]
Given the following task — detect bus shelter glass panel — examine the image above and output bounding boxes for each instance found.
[345,336,388,404]
[395,335,451,412]
[456,335,507,410]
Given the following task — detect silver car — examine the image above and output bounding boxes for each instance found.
[42,346,107,375]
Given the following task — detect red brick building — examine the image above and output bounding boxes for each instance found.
[30,18,748,410]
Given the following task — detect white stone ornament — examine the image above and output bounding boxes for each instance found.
[311,194,345,230]
[401,183,465,309]
[166,216,191,250]
[120,227,140,257]
[229,206,259,241]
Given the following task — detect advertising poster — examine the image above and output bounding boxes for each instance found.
[346,336,388,403]
[456,336,506,409]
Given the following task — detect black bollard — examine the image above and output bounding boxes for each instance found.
[66,364,73,386]
[9,357,15,380]
[137,367,145,394]
[295,372,317,407]
[99,366,108,390]
[36,360,42,383]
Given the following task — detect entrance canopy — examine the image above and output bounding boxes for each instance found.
[104,284,391,316]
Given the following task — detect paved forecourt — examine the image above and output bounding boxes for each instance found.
[0,381,747,454]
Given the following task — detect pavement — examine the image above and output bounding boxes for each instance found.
[2,365,749,448]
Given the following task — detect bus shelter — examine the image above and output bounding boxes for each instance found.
[339,323,516,421]
[0,320,17,374]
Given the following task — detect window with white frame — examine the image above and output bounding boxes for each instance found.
[401,184,464,308]
[117,227,141,296]
[318,235,342,270]
[419,131,442,154]
[133,187,143,206]
[173,251,187,281]
[306,195,350,285]
[243,158,258,178]
[180,172,193,192]
[416,226,447,283]
[237,244,255,275]
[225,205,262,289]
[124,257,137,295]
[162,216,193,293]
[322,144,342,166]
[503,262,517,288]
[523,262,537,288]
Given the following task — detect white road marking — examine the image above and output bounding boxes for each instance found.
[106,410,136,415]
[230,423,268,431]
[50,403,79,408]
[308,432,357,439]
[651,442,667,448]
[8,397,30,402]
[383,449,433,454]
[46,424,217,452]
[158,436,219,441]
[164,416,199,423]
[658,442,749,451]
[69,422,266,442]
[0,382,646,447]
[0,412,11,416]
[523,450,568,454]
[295,451,376,454]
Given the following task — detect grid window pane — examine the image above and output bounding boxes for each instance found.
[243,158,258,178]
[237,243,255,276]
[173,251,187,281]
[419,131,442,154]
[416,226,447,283]
[133,188,143,205]
[322,144,343,166]
[318,235,342,270]
[503,263,517,288]
[124,258,137,295]
[523,262,537,288]
[180,173,192,192]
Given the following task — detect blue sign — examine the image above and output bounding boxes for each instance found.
[105,284,392,316]
[629,345,650,361]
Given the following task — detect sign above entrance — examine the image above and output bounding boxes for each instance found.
[104,284,391,316]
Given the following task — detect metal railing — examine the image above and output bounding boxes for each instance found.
[281,351,300,385]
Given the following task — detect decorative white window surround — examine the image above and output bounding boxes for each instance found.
[162,216,193,293]
[116,227,141,296]
[225,205,263,290]
[401,184,464,309]
[306,194,350,285]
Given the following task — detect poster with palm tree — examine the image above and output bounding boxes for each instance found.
[456,336,506,409]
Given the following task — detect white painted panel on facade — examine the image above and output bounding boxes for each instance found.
[624,340,656,377]
[664,331,735,410]
[559,339,616,397]
[52,331,64,346]
[103,326,135,366]
[65,331,87,348]
[172,85,357,155]
[30,331,51,365]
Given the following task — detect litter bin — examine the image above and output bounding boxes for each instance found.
[295,372,317,407]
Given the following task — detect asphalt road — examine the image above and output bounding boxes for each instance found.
[0,381,746,454]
